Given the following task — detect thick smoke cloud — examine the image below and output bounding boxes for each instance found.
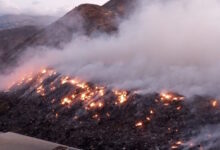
[2,0,220,97]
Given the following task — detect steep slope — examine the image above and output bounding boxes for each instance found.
[19,4,117,48]
[0,0,136,70]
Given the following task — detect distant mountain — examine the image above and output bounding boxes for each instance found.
[0,15,56,30]
[0,0,136,70]
[0,26,40,58]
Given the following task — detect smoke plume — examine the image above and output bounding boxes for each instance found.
[2,0,220,97]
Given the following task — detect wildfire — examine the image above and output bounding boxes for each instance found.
[114,90,128,104]
[160,92,184,102]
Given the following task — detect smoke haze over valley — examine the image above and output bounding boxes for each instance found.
[2,0,220,97]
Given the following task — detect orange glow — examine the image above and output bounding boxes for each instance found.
[212,100,218,107]
[150,109,154,114]
[36,85,45,96]
[61,77,69,84]
[176,141,183,145]
[55,113,59,118]
[98,102,103,108]
[92,114,99,119]
[99,89,105,96]
[90,102,96,108]
[61,97,72,105]
[114,90,128,104]
[176,106,182,110]
[135,121,143,127]
[146,117,151,121]
[71,94,76,99]
[77,83,88,89]
[171,145,178,149]
[81,93,86,101]
[41,69,47,74]
[160,92,184,103]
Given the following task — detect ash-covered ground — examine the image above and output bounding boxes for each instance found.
[0,69,220,150]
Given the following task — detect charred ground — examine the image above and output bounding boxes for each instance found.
[0,69,220,150]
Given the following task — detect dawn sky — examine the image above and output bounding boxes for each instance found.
[0,0,109,16]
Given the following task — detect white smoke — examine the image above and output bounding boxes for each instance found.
[2,0,220,97]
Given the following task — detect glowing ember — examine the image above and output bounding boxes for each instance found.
[114,90,128,104]
[61,76,69,85]
[135,121,143,127]
[176,141,183,145]
[36,85,45,96]
[176,106,182,110]
[41,69,47,74]
[55,113,59,118]
[70,79,78,85]
[71,94,76,99]
[77,83,88,89]
[146,117,151,121]
[106,112,110,117]
[171,145,178,149]
[212,100,218,107]
[61,97,72,105]
[90,102,96,108]
[92,114,99,119]
[160,92,184,102]
[98,89,105,96]
[80,93,86,101]
[98,102,103,108]
[150,109,154,114]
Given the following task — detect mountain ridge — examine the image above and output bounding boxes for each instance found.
[0,0,136,70]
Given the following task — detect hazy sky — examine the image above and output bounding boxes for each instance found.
[0,0,109,16]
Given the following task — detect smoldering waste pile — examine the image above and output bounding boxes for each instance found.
[0,68,220,150]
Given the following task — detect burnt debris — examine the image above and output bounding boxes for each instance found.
[0,69,220,150]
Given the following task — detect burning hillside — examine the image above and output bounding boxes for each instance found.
[1,0,220,150]
[1,68,220,149]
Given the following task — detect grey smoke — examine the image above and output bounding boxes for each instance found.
[183,124,220,149]
[2,0,220,97]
